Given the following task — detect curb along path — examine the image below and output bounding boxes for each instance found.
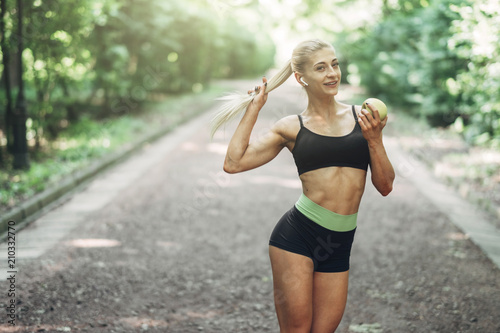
[387,137,500,269]
[0,108,216,276]
[0,96,219,239]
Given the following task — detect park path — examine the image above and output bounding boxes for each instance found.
[0,79,499,332]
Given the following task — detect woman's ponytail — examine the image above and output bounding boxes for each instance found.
[210,59,294,138]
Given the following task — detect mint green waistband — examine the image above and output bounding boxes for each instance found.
[295,193,357,232]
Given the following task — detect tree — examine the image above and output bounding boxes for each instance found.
[12,0,28,169]
[0,0,13,166]
[0,0,276,171]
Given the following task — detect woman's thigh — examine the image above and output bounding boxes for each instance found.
[311,270,349,333]
[269,245,315,332]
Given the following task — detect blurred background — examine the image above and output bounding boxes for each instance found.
[0,0,499,216]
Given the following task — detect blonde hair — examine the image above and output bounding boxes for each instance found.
[210,39,335,137]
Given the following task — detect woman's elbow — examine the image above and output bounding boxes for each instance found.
[379,184,393,197]
[223,160,240,174]
[223,164,236,174]
[379,177,395,196]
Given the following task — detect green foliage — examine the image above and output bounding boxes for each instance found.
[88,0,275,104]
[448,0,500,147]
[214,18,275,79]
[337,0,500,146]
[0,0,276,160]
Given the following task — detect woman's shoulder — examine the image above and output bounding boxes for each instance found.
[271,115,302,139]
[338,101,360,112]
[340,103,362,116]
[275,114,301,129]
[278,114,301,124]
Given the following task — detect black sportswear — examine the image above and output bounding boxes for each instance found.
[292,105,370,175]
[269,206,356,272]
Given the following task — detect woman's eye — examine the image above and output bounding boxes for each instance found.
[317,66,325,71]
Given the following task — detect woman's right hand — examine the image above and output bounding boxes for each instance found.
[247,76,268,111]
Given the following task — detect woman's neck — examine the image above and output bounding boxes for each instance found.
[305,94,341,119]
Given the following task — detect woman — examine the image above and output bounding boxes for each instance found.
[212,39,395,333]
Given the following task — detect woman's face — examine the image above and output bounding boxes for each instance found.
[301,48,341,96]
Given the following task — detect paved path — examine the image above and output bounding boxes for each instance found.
[0,79,499,332]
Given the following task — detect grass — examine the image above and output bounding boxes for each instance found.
[0,85,225,212]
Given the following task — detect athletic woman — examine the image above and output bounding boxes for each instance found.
[211,39,395,333]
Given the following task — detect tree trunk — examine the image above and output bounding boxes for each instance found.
[12,0,29,169]
[0,0,14,163]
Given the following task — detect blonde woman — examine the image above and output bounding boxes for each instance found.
[212,39,395,332]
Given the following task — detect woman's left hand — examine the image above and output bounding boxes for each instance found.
[358,103,388,144]
[359,103,395,196]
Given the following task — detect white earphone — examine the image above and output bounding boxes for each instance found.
[300,77,309,87]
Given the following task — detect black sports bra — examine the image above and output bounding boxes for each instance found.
[292,105,370,175]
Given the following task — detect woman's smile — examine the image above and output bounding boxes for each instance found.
[324,80,339,87]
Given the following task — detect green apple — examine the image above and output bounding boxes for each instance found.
[362,98,387,120]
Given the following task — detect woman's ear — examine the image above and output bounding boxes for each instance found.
[294,72,308,87]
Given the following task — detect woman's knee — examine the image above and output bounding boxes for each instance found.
[281,315,312,333]
[275,296,313,332]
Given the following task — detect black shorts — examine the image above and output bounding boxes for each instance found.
[269,206,356,272]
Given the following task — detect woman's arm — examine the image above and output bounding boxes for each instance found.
[223,78,288,174]
[358,104,395,196]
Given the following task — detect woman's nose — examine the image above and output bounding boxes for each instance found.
[327,67,337,77]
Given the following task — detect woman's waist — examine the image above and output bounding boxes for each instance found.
[298,182,364,215]
[294,193,358,232]
[299,168,366,208]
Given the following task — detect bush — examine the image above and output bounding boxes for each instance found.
[337,0,499,146]
[449,0,500,147]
